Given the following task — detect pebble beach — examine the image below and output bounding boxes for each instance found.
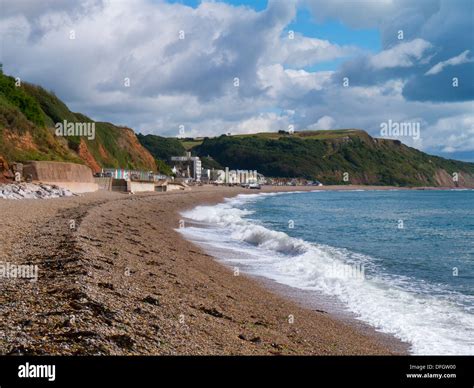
[0,185,408,355]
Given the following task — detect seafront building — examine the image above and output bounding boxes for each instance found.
[101,168,167,182]
[169,153,264,185]
[210,169,226,183]
[171,152,202,182]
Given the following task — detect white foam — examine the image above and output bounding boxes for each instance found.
[179,193,474,355]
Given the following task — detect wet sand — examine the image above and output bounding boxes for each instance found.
[0,185,409,355]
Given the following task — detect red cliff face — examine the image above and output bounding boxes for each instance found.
[78,139,101,173]
[117,127,157,171]
[434,169,474,187]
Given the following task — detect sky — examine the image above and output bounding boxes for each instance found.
[0,0,473,161]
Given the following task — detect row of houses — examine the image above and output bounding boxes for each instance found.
[170,152,265,185]
[96,154,325,190]
[98,168,168,182]
[91,152,267,191]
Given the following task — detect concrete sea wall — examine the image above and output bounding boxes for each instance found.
[23,161,98,193]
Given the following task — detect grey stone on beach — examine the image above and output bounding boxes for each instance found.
[0,183,75,200]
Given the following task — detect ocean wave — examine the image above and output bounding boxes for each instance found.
[179,193,474,355]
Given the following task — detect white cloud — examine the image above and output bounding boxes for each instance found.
[369,39,433,70]
[423,114,474,153]
[308,115,335,130]
[227,113,291,135]
[276,33,360,67]
[425,50,473,75]
[258,64,332,99]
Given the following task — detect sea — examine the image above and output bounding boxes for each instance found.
[179,189,474,355]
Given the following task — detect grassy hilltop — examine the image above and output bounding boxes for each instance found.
[191,130,474,186]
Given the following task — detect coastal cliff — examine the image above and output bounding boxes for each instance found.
[0,72,156,175]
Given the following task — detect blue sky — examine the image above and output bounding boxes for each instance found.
[287,10,380,51]
[287,8,381,72]
[1,0,473,161]
[166,0,269,11]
